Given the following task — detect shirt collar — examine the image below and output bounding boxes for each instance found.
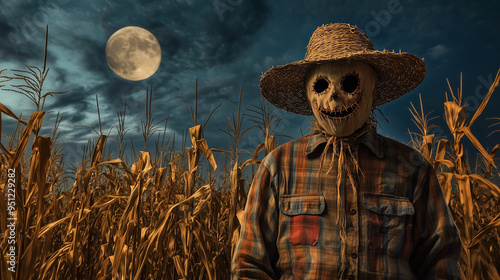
[305,128,384,159]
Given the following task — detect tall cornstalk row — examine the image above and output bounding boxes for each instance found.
[0,70,277,279]
[0,91,244,279]
[0,29,249,280]
[409,70,500,280]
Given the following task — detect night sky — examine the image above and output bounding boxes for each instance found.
[1,0,499,168]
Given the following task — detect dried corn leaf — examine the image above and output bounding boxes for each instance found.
[0,142,13,161]
[178,221,189,256]
[101,158,132,175]
[265,135,275,155]
[81,135,109,194]
[134,184,212,279]
[241,158,261,170]
[228,164,242,246]
[169,161,179,182]
[459,126,496,168]
[468,69,500,128]
[186,146,200,172]
[455,174,473,242]
[434,139,455,171]
[173,255,186,279]
[33,136,51,222]
[91,135,108,168]
[435,139,451,161]
[444,101,466,134]
[435,159,455,170]
[9,111,45,168]
[490,144,500,158]
[469,213,500,248]
[0,102,27,124]
[131,151,152,175]
[38,216,71,238]
[421,134,434,160]
[189,125,202,146]
[192,229,214,280]
[154,167,167,189]
[197,138,217,171]
[236,209,245,227]
[469,174,500,199]
[0,188,6,227]
[211,148,230,154]
[91,195,127,210]
[437,172,454,204]
[251,143,265,160]
[486,263,500,280]
[192,187,213,217]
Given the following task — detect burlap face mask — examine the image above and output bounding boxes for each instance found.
[306,60,377,137]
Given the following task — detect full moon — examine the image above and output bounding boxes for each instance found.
[105,26,161,81]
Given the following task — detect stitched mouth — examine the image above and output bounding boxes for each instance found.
[317,95,362,120]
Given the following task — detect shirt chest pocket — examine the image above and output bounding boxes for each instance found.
[279,194,325,246]
[363,193,415,256]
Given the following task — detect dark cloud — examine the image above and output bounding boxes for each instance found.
[93,0,269,71]
[0,20,15,40]
[0,20,39,61]
[46,86,92,113]
[76,37,108,74]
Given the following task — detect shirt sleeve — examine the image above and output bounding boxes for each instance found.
[410,163,462,279]
[231,157,280,279]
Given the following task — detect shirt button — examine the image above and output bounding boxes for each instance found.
[346,275,354,280]
[351,252,358,259]
[350,209,357,215]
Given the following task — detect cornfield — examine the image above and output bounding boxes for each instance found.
[1,29,499,280]
[408,71,500,279]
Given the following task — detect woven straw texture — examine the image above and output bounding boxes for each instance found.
[260,23,426,115]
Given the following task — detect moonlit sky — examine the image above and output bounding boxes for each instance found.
[1,0,499,169]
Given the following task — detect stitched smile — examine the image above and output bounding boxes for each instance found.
[316,94,362,120]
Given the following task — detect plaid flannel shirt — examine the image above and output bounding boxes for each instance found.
[232,129,462,279]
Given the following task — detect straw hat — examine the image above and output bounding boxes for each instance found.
[260,23,426,115]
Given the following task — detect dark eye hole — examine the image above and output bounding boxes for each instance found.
[342,73,359,94]
[313,77,329,94]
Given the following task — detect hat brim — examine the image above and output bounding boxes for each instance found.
[260,50,426,115]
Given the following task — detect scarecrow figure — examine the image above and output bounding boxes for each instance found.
[232,23,462,279]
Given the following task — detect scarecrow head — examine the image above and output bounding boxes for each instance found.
[260,23,426,137]
[306,60,376,136]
